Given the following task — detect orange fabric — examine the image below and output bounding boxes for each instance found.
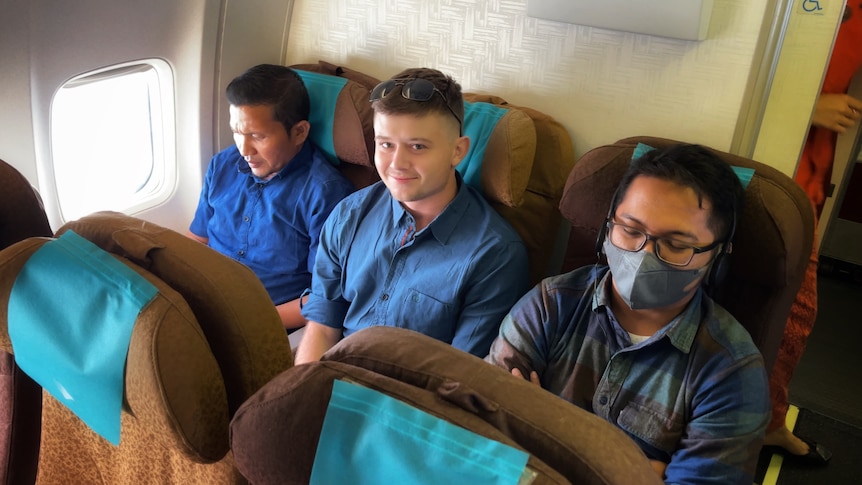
[767,241,819,432]
[774,4,862,429]
[794,2,862,217]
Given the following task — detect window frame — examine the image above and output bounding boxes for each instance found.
[49,58,177,222]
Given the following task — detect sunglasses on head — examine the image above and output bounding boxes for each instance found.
[369,78,463,136]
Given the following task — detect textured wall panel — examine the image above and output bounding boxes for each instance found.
[286,0,767,158]
[753,3,843,177]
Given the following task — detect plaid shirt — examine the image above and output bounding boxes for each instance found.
[486,266,769,485]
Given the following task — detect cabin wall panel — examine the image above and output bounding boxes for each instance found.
[0,1,38,183]
[285,0,768,158]
[752,4,844,177]
[23,0,223,232]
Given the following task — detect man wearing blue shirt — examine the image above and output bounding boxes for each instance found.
[295,67,529,363]
[189,64,354,329]
[486,144,770,484]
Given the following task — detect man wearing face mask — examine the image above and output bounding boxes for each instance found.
[486,143,770,484]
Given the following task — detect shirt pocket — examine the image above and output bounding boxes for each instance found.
[617,400,684,455]
[396,288,457,341]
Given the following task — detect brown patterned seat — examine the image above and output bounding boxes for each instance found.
[558,136,816,374]
[0,212,293,484]
[291,60,576,285]
[231,326,663,485]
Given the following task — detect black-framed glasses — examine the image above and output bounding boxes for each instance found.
[606,220,721,266]
[369,78,463,136]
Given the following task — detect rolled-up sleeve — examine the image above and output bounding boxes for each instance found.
[301,202,351,329]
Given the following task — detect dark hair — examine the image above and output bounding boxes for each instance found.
[371,67,464,132]
[226,64,310,133]
[611,143,744,243]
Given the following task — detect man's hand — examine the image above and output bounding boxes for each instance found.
[513,366,666,478]
[812,93,862,133]
[511,367,541,385]
[293,321,342,365]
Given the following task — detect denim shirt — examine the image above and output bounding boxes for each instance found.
[190,142,354,305]
[486,266,770,484]
[302,173,529,357]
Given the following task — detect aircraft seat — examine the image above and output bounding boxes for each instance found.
[0,159,51,485]
[558,136,816,375]
[291,60,576,285]
[56,211,293,417]
[230,326,663,485]
[0,212,293,484]
[290,60,383,190]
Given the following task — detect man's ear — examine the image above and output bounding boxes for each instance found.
[291,120,311,145]
[451,135,470,168]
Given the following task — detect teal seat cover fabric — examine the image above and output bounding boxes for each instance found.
[457,101,507,191]
[310,379,530,485]
[634,142,754,189]
[632,142,656,161]
[731,166,755,190]
[296,69,347,165]
[8,230,158,445]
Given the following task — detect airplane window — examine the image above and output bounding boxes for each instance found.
[51,60,175,222]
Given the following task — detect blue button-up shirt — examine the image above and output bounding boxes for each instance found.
[190,142,354,305]
[302,174,529,357]
[486,266,770,485]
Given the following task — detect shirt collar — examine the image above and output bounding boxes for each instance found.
[591,268,613,310]
[388,171,469,245]
[656,291,702,352]
[592,269,703,353]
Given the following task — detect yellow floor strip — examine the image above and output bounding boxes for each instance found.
[761,405,800,485]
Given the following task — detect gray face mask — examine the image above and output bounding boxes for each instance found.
[603,239,710,310]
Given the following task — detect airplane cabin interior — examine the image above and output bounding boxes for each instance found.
[1,0,861,483]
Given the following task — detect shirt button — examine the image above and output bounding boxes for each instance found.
[243,216,250,222]
[380,294,389,301]
[599,396,608,406]
[238,250,245,256]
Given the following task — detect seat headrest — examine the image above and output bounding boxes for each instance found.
[56,211,292,416]
[234,360,570,483]
[0,237,230,461]
[291,61,380,168]
[460,95,537,207]
[287,62,547,208]
[321,327,660,484]
[559,136,809,290]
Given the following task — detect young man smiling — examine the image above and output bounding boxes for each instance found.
[189,64,354,330]
[486,144,770,484]
[295,67,528,364]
